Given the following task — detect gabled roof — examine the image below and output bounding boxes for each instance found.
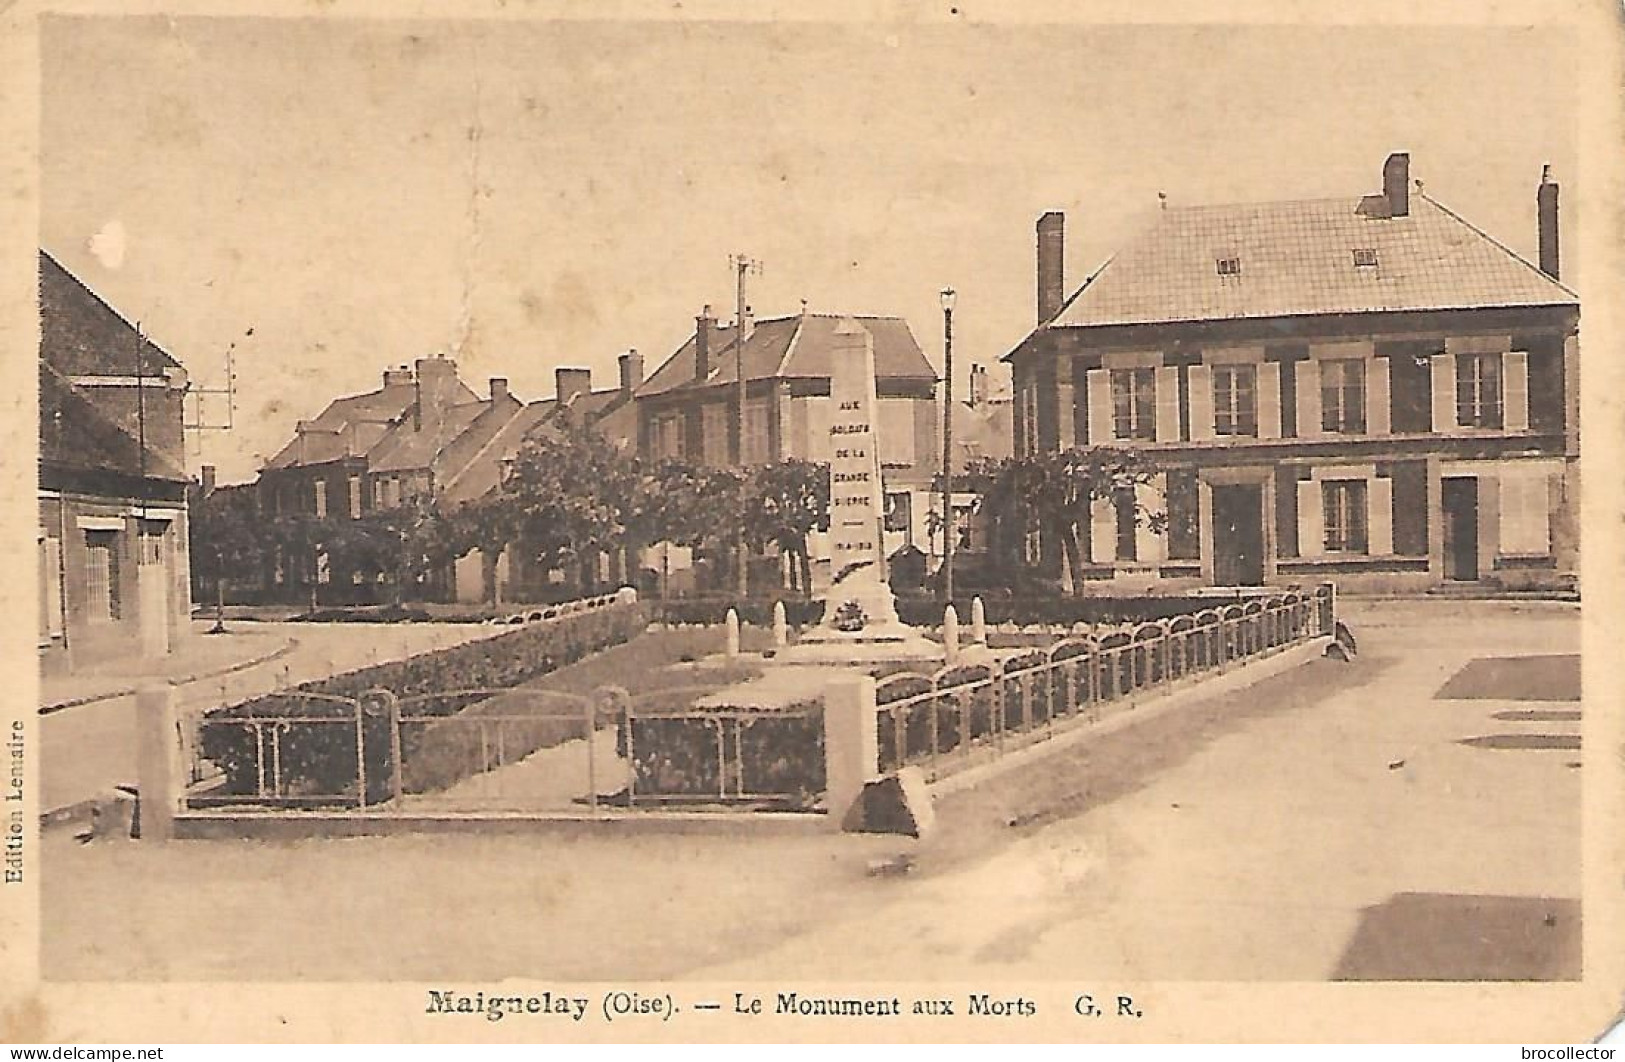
[637,313,937,399]
[263,381,419,470]
[437,401,558,506]
[39,362,187,484]
[39,250,185,378]
[368,399,490,475]
[1040,193,1577,335]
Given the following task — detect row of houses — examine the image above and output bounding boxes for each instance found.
[43,148,1578,669]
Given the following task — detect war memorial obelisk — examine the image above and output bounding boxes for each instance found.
[781,318,939,663]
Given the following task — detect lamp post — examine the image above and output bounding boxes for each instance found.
[939,287,956,603]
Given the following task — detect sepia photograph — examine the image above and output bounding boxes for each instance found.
[5,0,1622,1045]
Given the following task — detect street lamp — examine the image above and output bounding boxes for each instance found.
[939,287,956,603]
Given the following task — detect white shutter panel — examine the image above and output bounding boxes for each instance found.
[1056,372,1077,449]
[44,537,63,636]
[1431,354,1457,433]
[1297,479,1324,558]
[1135,478,1165,564]
[1296,360,1322,438]
[1504,351,1530,432]
[1188,365,1215,441]
[1369,476,1394,556]
[1257,362,1282,439]
[1368,357,1392,436]
[1086,369,1112,445]
[1154,366,1180,442]
[1090,496,1117,564]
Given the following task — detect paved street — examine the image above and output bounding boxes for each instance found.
[40,620,500,815]
[41,600,1580,982]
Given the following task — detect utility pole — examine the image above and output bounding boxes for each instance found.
[730,253,761,598]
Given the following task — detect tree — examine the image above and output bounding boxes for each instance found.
[189,484,266,613]
[959,447,1169,595]
[741,458,829,595]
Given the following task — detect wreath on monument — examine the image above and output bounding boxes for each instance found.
[833,599,868,633]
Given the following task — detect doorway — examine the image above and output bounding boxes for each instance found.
[1212,484,1265,586]
[1441,477,1480,581]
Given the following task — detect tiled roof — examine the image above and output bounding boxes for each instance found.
[40,250,183,377]
[39,363,187,483]
[1045,194,1577,332]
[368,399,490,474]
[262,382,419,469]
[638,313,937,398]
[438,401,558,505]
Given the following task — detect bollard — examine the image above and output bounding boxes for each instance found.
[970,596,987,645]
[943,604,960,666]
[134,683,179,842]
[772,601,789,649]
[823,674,879,830]
[724,607,741,659]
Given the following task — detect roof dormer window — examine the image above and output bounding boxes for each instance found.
[1353,248,1379,268]
[1215,256,1242,277]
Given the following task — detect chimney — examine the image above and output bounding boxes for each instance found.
[968,364,987,407]
[413,357,459,428]
[1538,164,1561,281]
[619,349,643,398]
[694,304,713,381]
[556,366,592,405]
[1383,152,1410,218]
[200,465,217,496]
[383,366,413,387]
[489,377,509,403]
[740,304,755,343]
[1037,211,1065,324]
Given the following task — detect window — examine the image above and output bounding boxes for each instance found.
[1215,257,1242,277]
[1114,492,1137,562]
[883,492,912,537]
[137,522,165,565]
[1352,248,1379,268]
[701,404,730,467]
[1019,384,1039,456]
[1321,480,1369,554]
[742,398,772,465]
[1499,473,1551,555]
[83,530,121,622]
[1212,365,1258,437]
[1456,353,1504,428]
[349,476,362,519]
[651,414,684,461]
[953,504,975,551]
[313,479,328,519]
[1111,368,1156,441]
[1320,358,1367,434]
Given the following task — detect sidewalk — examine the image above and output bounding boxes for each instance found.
[40,621,297,713]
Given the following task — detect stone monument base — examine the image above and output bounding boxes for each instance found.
[775,572,942,665]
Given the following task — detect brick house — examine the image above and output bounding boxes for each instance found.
[1004,154,1579,592]
[38,251,193,673]
[634,308,940,589]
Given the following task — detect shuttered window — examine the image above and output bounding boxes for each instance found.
[1321,480,1369,554]
[1499,472,1551,555]
[1456,353,1504,428]
[1213,365,1258,437]
[1111,368,1156,441]
[84,530,121,622]
[1320,359,1367,434]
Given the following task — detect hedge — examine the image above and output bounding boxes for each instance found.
[197,600,648,805]
[617,708,825,810]
[894,593,1244,628]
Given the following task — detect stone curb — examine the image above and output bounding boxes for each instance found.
[38,637,300,716]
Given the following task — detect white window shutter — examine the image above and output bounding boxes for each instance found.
[1504,351,1530,432]
[1086,369,1112,445]
[1135,478,1165,564]
[1368,357,1392,436]
[1430,354,1457,433]
[1257,362,1282,439]
[1498,472,1550,554]
[1369,476,1394,556]
[1296,360,1322,438]
[1056,372,1077,449]
[1296,479,1323,557]
[1188,365,1215,441]
[1090,496,1117,564]
[1154,366,1181,442]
